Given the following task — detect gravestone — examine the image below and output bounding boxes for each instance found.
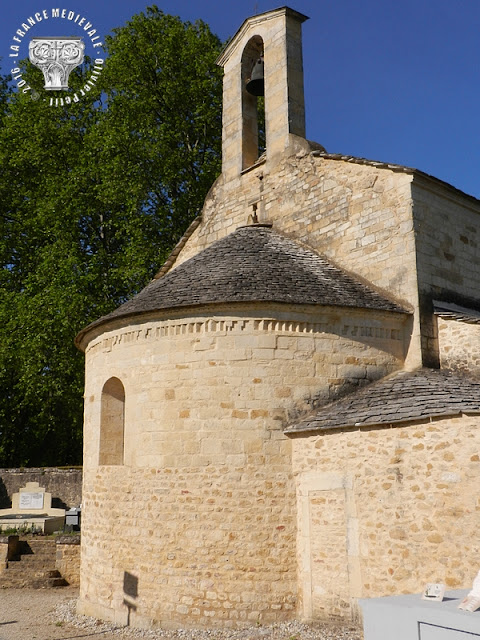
[0,481,65,534]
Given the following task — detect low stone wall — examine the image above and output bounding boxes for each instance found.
[0,468,82,510]
[56,535,81,585]
[0,534,80,585]
[0,535,20,573]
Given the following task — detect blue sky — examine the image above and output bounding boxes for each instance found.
[2,1,480,198]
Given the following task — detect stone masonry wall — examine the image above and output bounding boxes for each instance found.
[0,468,82,510]
[437,317,480,375]
[411,180,480,364]
[173,153,421,367]
[78,305,406,628]
[56,535,81,586]
[291,415,480,622]
[412,180,480,304]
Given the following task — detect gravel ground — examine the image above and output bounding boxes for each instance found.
[0,587,363,640]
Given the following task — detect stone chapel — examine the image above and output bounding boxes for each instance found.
[75,6,480,630]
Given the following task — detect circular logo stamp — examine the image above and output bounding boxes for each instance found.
[8,9,105,107]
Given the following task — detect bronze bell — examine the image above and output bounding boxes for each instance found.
[246,57,264,96]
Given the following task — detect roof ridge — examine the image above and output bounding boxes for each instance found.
[312,150,480,204]
[312,150,416,174]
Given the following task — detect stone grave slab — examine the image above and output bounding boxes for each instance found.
[0,481,65,534]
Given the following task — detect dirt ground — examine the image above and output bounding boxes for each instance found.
[0,586,363,640]
[0,587,123,640]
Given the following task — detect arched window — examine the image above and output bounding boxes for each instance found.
[99,377,125,465]
[241,36,265,169]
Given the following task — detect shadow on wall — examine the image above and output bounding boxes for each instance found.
[0,479,10,509]
[123,571,138,626]
[51,497,69,510]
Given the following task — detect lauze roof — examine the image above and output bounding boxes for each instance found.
[286,368,480,434]
[77,224,407,346]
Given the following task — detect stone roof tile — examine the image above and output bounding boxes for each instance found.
[433,300,480,324]
[77,225,407,343]
[286,368,480,434]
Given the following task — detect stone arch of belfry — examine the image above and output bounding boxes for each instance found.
[241,35,264,169]
[216,7,308,180]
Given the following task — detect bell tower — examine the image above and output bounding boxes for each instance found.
[216,7,308,180]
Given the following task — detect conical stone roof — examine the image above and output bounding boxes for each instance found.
[77,224,407,346]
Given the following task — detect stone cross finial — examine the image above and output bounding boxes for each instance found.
[29,37,85,91]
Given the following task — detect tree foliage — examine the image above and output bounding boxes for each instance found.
[0,7,223,466]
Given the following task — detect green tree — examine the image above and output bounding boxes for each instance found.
[0,65,10,116]
[0,8,223,466]
[98,6,223,253]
